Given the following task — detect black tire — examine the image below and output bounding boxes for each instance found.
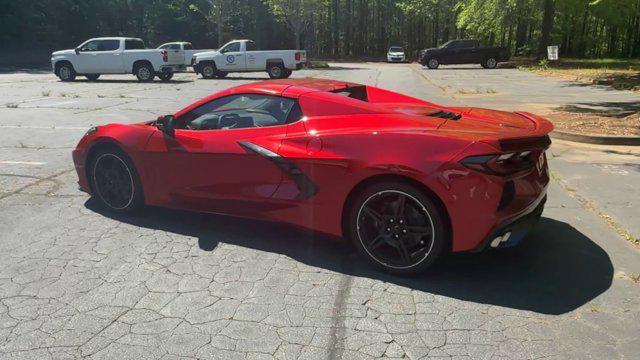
[426,58,439,69]
[135,63,155,82]
[281,69,292,78]
[346,181,448,275]
[57,63,76,82]
[85,74,100,81]
[215,71,228,79]
[158,73,174,82]
[267,63,285,79]
[200,63,217,79]
[89,147,144,213]
[483,57,498,69]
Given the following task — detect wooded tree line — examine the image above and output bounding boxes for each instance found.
[1,0,638,59]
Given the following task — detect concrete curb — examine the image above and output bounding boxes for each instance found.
[551,130,640,146]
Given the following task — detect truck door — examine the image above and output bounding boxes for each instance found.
[75,39,123,74]
[217,41,247,71]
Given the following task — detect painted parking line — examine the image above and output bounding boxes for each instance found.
[0,161,46,165]
[0,125,87,130]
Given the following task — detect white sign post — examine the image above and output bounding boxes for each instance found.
[547,46,559,61]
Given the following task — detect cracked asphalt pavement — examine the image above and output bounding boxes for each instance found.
[1,63,639,359]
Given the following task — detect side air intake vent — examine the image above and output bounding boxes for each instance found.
[427,110,462,120]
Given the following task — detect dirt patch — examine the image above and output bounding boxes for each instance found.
[548,111,640,136]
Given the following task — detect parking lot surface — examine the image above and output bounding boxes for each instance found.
[1,63,639,359]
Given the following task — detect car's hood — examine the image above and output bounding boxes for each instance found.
[52,49,75,56]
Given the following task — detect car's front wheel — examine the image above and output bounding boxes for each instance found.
[426,58,439,69]
[346,181,448,275]
[89,147,143,213]
[57,63,76,81]
[200,63,217,79]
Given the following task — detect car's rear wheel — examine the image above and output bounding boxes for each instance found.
[426,58,439,69]
[135,63,155,82]
[346,182,447,275]
[57,63,76,81]
[158,73,174,82]
[85,74,100,81]
[483,57,497,69]
[267,63,285,79]
[89,148,143,213]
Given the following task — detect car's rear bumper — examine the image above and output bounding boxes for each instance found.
[471,193,546,252]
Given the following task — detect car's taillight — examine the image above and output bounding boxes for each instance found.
[161,50,168,62]
[295,52,301,61]
[460,151,537,176]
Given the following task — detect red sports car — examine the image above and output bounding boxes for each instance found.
[73,78,552,274]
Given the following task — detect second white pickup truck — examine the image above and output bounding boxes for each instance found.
[157,42,215,67]
[192,40,306,79]
[51,37,185,82]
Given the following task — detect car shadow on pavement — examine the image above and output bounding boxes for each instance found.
[86,200,613,315]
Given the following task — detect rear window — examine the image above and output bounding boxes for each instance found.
[125,39,145,50]
[389,47,404,52]
[184,43,193,50]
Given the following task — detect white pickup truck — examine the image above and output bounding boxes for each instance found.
[192,39,306,79]
[157,42,215,67]
[51,37,185,82]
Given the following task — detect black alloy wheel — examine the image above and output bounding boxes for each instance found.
[90,151,142,212]
[348,182,447,274]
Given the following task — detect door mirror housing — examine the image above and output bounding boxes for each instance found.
[156,115,176,137]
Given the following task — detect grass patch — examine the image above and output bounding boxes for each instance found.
[514,57,640,91]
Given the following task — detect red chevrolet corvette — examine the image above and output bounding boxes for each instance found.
[73,78,552,274]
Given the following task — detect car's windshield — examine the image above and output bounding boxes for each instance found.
[389,47,404,52]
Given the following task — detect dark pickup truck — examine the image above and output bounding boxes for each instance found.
[419,40,509,69]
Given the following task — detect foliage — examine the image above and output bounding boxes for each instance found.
[1,0,639,59]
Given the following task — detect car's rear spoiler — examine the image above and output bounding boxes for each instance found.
[483,112,554,152]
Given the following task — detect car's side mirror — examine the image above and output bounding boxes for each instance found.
[75,48,80,55]
[156,115,176,137]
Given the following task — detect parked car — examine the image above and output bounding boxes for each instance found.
[387,46,406,62]
[419,39,509,69]
[192,39,306,79]
[72,78,552,275]
[51,37,185,82]
[157,42,215,67]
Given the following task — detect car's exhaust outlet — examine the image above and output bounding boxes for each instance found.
[489,231,512,248]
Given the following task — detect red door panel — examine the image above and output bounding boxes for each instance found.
[142,127,286,215]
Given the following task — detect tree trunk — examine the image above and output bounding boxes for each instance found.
[536,0,555,59]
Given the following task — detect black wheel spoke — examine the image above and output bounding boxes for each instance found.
[369,234,386,249]
[362,207,384,224]
[94,154,134,209]
[397,240,412,264]
[393,194,406,217]
[407,226,430,236]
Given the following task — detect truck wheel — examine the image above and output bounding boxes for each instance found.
[267,63,285,79]
[135,63,155,82]
[85,74,100,81]
[483,57,497,69]
[215,71,228,79]
[426,58,439,69]
[57,63,76,82]
[158,73,173,82]
[200,64,216,79]
[282,69,292,78]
